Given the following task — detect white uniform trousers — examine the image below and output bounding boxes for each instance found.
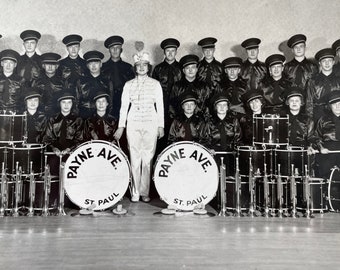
[127,123,158,197]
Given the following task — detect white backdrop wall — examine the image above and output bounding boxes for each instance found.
[0,0,339,65]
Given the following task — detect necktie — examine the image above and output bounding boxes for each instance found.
[183,120,192,141]
[250,65,256,90]
[59,117,68,148]
[219,120,227,150]
[295,64,304,87]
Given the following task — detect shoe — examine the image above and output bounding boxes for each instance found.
[142,196,151,203]
[131,195,139,202]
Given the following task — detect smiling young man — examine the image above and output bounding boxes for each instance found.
[0,49,25,111]
[259,54,292,114]
[240,37,267,91]
[16,30,42,87]
[306,48,340,122]
[284,34,318,90]
[76,50,112,119]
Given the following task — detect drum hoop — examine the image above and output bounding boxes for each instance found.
[253,114,289,120]
[328,167,340,212]
[237,146,271,152]
[274,147,306,153]
[9,144,45,150]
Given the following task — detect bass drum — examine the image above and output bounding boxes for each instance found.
[328,167,340,212]
[64,140,131,211]
[153,141,219,211]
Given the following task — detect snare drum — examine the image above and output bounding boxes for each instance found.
[64,140,131,211]
[237,146,272,176]
[253,114,289,147]
[274,147,307,177]
[328,167,340,212]
[7,144,45,175]
[153,141,219,211]
[0,112,27,143]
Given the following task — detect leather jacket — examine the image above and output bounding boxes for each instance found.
[306,72,340,121]
[152,60,182,118]
[197,58,223,92]
[58,56,87,87]
[16,53,42,87]
[199,113,242,151]
[283,58,318,90]
[26,110,47,144]
[241,59,267,91]
[168,113,204,145]
[315,111,340,151]
[259,76,292,114]
[170,78,213,119]
[102,58,135,119]
[43,112,83,151]
[76,74,113,119]
[220,76,247,114]
[0,73,25,111]
[84,112,117,142]
[32,73,65,116]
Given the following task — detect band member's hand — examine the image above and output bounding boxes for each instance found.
[307,146,315,155]
[52,147,61,157]
[157,127,164,139]
[210,149,216,155]
[114,127,124,141]
[62,148,71,155]
[320,148,329,154]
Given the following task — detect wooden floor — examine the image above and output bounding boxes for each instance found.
[0,198,340,270]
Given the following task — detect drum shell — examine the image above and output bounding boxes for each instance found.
[0,113,26,143]
[296,177,327,212]
[237,146,272,176]
[7,144,45,175]
[328,168,340,212]
[253,114,289,147]
[226,176,250,210]
[274,147,307,177]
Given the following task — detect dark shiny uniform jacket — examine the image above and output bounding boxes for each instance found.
[152,60,182,120]
[58,56,88,87]
[199,113,242,151]
[306,72,340,121]
[84,113,117,142]
[220,77,247,114]
[259,76,292,114]
[283,58,318,90]
[26,110,47,144]
[197,58,223,92]
[102,59,135,119]
[0,72,25,111]
[16,53,42,87]
[76,74,113,119]
[170,78,213,119]
[168,113,204,145]
[240,59,267,91]
[32,73,65,116]
[43,112,83,151]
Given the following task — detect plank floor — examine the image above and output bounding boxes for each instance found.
[0,198,340,270]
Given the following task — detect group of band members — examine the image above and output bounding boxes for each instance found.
[1,30,340,206]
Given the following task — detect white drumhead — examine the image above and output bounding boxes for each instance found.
[64,140,130,211]
[154,142,218,211]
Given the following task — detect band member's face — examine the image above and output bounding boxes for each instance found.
[183,64,198,80]
[202,48,215,61]
[23,39,38,53]
[215,101,228,114]
[292,43,306,57]
[249,98,262,113]
[247,48,259,61]
[42,63,59,76]
[269,64,283,80]
[60,99,73,114]
[67,44,80,59]
[135,62,149,76]
[288,96,302,111]
[87,61,102,75]
[109,45,122,60]
[331,101,340,117]
[26,97,39,111]
[96,97,108,113]
[319,57,335,72]
[182,101,196,115]
[164,48,177,62]
[226,67,240,80]
[1,59,17,74]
